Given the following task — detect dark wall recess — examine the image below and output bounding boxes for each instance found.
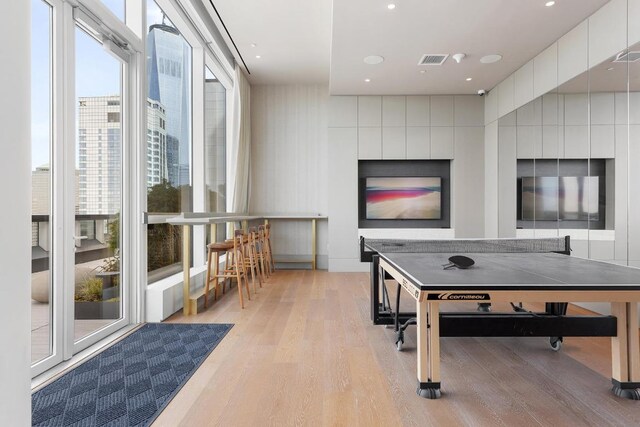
[516,159,608,230]
[358,160,451,229]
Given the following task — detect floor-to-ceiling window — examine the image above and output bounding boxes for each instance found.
[146,0,193,282]
[30,0,139,378]
[30,0,234,378]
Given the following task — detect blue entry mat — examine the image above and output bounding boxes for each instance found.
[32,323,233,426]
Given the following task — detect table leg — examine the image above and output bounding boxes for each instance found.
[416,299,441,399]
[311,219,317,270]
[182,225,192,316]
[611,302,640,399]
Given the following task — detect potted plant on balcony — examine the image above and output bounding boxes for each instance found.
[74,216,120,320]
[74,275,120,320]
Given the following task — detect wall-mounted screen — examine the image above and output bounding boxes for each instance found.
[365,177,442,220]
[522,176,599,221]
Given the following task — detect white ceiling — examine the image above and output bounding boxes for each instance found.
[208,0,332,85]
[206,0,610,93]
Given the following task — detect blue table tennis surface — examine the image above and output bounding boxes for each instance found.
[377,251,640,291]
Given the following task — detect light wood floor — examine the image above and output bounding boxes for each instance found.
[155,270,640,426]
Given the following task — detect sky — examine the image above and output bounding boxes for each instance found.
[31,0,129,169]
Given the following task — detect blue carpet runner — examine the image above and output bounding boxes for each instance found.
[32,323,233,426]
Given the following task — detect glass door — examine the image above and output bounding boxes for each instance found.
[32,3,134,378]
[72,20,130,352]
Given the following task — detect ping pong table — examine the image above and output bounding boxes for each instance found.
[360,237,640,400]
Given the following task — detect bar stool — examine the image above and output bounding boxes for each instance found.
[241,227,263,294]
[204,240,231,308]
[257,225,271,279]
[265,223,275,272]
[205,230,251,309]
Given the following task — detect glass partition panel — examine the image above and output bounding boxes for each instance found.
[497,111,517,237]
[628,40,640,267]
[587,50,629,265]
[556,69,590,257]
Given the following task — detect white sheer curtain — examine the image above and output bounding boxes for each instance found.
[229,65,251,213]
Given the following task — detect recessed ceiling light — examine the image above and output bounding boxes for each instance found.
[480,54,503,64]
[420,70,426,74]
[545,1,555,6]
[255,55,261,59]
[607,67,615,71]
[364,78,371,82]
[250,43,257,48]
[466,77,473,81]
[387,4,396,10]
[364,55,384,65]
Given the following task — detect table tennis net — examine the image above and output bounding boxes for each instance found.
[364,237,569,254]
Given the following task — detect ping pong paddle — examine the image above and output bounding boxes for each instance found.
[442,255,475,270]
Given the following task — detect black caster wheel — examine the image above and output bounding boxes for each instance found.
[395,331,404,351]
[550,337,563,351]
[417,387,441,399]
[477,303,491,312]
[613,386,640,400]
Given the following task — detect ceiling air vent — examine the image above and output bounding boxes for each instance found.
[613,51,640,62]
[418,54,449,66]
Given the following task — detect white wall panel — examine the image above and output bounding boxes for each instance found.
[615,124,629,262]
[327,127,359,265]
[358,127,382,159]
[454,127,485,237]
[590,125,615,158]
[430,95,454,126]
[564,125,589,158]
[250,85,329,262]
[517,98,542,126]
[590,93,615,125]
[498,126,517,237]
[430,127,455,159]
[0,0,31,422]
[516,126,542,159]
[631,0,640,46]
[564,94,589,125]
[484,88,498,125]
[497,75,515,118]
[542,93,559,125]
[382,96,406,126]
[485,122,499,237]
[328,96,357,127]
[514,60,534,109]
[358,96,381,127]
[406,127,430,159]
[630,92,640,125]
[542,125,562,158]
[406,96,430,126]
[534,43,558,98]
[454,95,484,126]
[588,0,627,68]
[558,21,588,85]
[629,125,640,263]
[615,91,629,125]
[382,127,406,159]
